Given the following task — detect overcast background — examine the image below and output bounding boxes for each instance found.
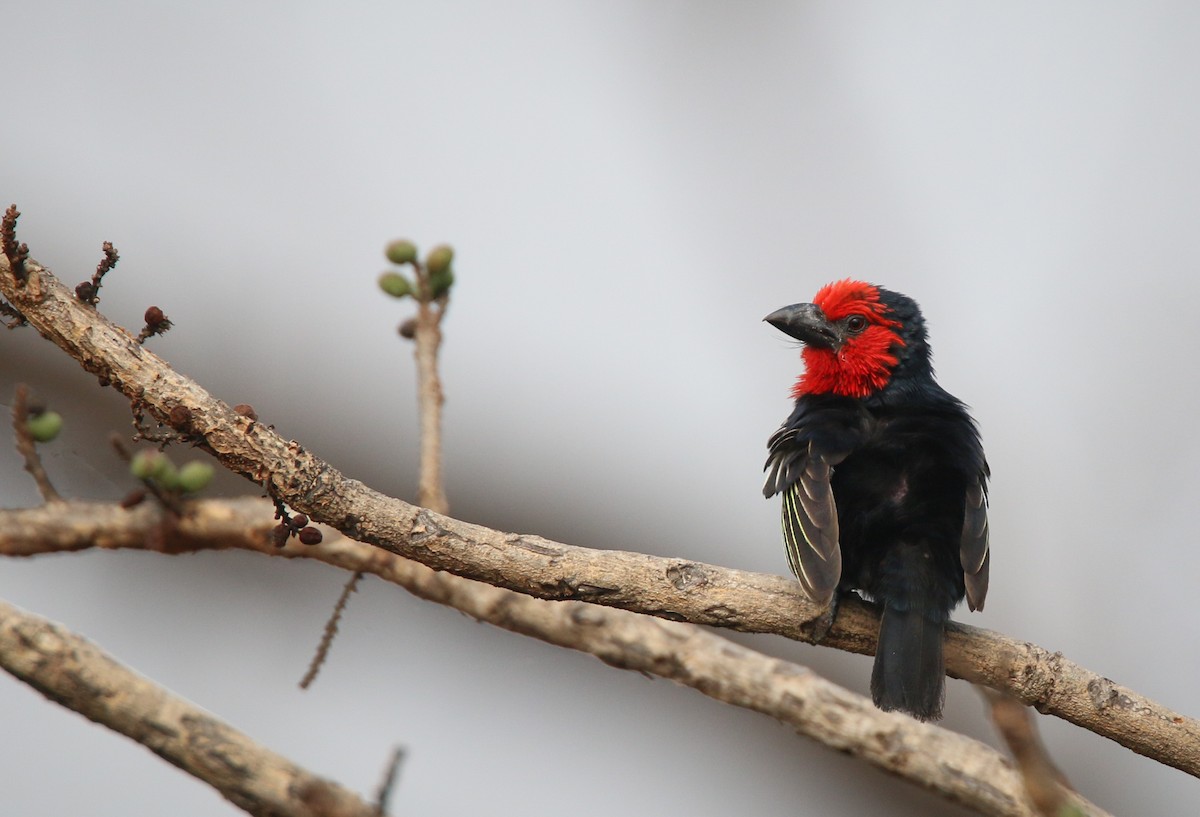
[2,3,1198,815]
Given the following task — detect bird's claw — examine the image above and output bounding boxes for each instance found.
[805,595,840,643]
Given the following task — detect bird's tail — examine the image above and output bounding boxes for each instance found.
[870,605,945,721]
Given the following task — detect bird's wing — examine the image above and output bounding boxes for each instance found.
[780,445,842,606]
[960,473,990,612]
[765,423,843,607]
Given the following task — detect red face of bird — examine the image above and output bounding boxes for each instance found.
[764,279,907,399]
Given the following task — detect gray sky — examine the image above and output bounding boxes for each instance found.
[3,3,1199,815]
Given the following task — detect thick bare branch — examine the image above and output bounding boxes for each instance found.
[2,252,1198,780]
[0,499,1111,817]
[0,594,382,817]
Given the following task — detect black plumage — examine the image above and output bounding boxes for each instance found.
[764,282,989,720]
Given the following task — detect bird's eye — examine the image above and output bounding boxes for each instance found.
[845,315,868,333]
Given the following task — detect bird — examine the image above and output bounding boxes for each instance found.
[762,279,989,720]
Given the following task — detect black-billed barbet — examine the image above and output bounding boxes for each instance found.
[763,280,989,720]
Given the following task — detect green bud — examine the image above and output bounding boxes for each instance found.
[130,450,158,480]
[153,457,176,484]
[385,240,418,265]
[177,460,215,493]
[378,271,413,298]
[425,244,454,275]
[130,450,176,484]
[429,267,455,299]
[26,411,63,443]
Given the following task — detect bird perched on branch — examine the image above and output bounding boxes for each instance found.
[763,280,989,720]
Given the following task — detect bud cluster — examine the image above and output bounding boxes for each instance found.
[129,449,215,494]
[377,239,457,337]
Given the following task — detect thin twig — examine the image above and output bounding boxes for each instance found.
[413,291,448,514]
[299,570,362,689]
[372,746,405,815]
[76,241,119,305]
[10,385,62,503]
[1,204,31,291]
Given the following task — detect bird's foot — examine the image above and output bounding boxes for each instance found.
[804,594,840,643]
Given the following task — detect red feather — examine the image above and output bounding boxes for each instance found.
[792,280,907,399]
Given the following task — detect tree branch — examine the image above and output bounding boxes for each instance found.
[3,251,1197,781]
[0,594,382,817]
[985,690,1076,816]
[413,293,448,515]
[0,498,1110,817]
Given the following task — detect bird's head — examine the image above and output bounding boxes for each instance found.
[765,280,930,399]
